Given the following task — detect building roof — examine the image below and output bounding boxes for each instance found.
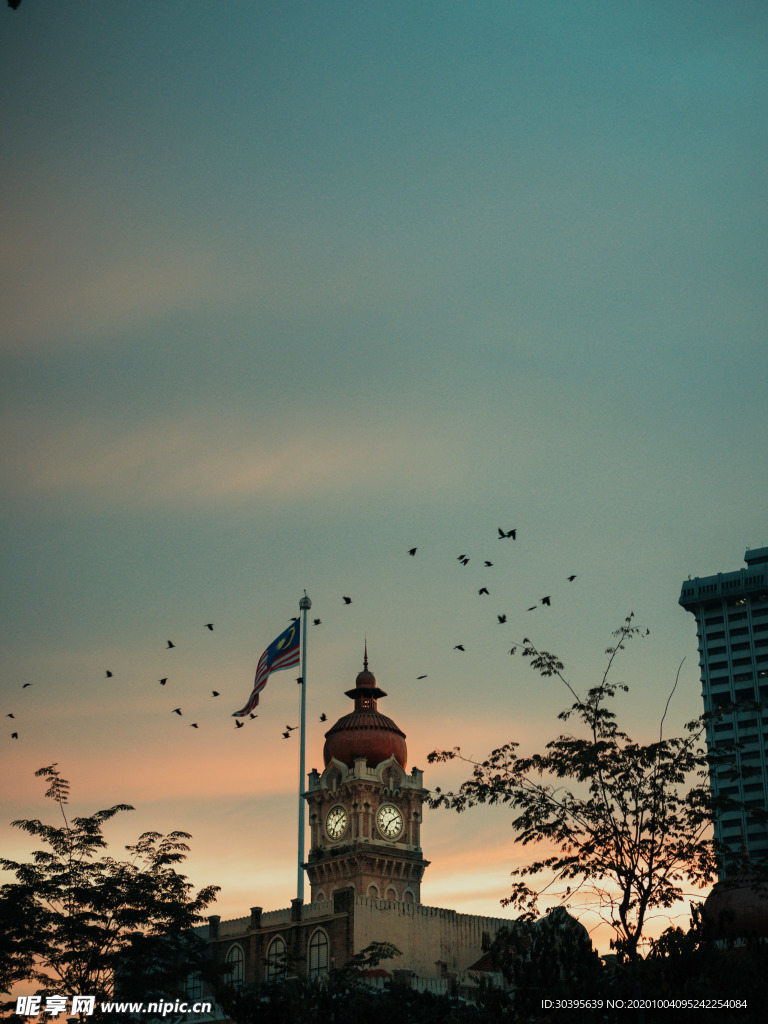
[323,652,408,769]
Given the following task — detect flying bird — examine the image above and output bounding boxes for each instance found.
[204,623,214,630]
[408,547,417,556]
[249,713,258,720]
[416,675,428,680]
[478,587,489,595]
[497,614,507,624]
[458,557,469,566]
[22,683,32,688]
[484,561,493,567]
[235,720,244,729]
[453,644,465,651]
[190,723,199,729]
[11,732,18,739]
[498,528,516,539]
[527,606,537,611]
[457,554,467,561]
[313,618,321,625]
[172,708,182,716]
[159,678,167,686]
[6,713,15,719]
[282,731,290,739]
[566,575,577,582]
[342,596,352,605]
[296,677,303,685]
[285,724,297,731]
[106,671,113,678]
[319,713,327,722]
[166,641,176,649]
[211,690,220,697]
[541,596,551,606]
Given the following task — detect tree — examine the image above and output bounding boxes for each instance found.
[428,615,741,965]
[0,764,219,1012]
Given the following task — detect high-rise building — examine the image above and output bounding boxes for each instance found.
[679,547,768,869]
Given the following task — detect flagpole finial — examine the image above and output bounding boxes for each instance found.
[300,593,312,611]
[363,636,368,671]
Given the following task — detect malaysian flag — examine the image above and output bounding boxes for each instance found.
[233,620,301,717]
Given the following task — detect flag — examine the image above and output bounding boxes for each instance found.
[233,620,301,717]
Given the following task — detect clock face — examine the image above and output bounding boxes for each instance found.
[376,803,404,841]
[325,805,348,841]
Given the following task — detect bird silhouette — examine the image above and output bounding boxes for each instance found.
[484,561,494,567]
[166,641,176,649]
[319,713,327,722]
[204,623,214,630]
[541,596,551,606]
[313,618,322,625]
[235,720,244,729]
[408,547,417,556]
[527,606,537,611]
[172,708,182,716]
[6,713,15,718]
[211,690,220,697]
[478,587,489,595]
[497,614,507,624]
[342,596,352,605]
[296,677,303,685]
[282,731,290,739]
[457,554,467,561]
[498,528,516,539]
[190,723,199,729]
[458,557,469,566]
[159,678,167,685]
[249,713,258,720]
[416,674,428,680]
[566,575,577,582]
[285,724,298,731]
[453,644,465,651]
[106,671,113,678]
[11,732,18,739]
[22,683,32,688]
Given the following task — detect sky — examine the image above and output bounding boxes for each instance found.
[1,0,767,954]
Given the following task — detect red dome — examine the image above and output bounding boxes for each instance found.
[322,654,407,769]
[703,873,768,940]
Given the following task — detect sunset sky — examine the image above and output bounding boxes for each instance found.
[1,1,767,952]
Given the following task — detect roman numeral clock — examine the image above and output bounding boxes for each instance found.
[304,652,429,904]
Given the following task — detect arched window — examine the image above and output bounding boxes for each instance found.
[185,972,202,1001]
[367,884,379,898]
[386,887,397,902]
[308,929,329,979]
[403,889,414,904]
[266,935,287,982]
[226,944,244,991]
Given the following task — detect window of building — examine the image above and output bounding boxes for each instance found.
[308,929,329,980]
[266,936,287,982]
[386,888,397,901]
[367,885,379,898]
[185,973,203,1001]
[226,944,244,991]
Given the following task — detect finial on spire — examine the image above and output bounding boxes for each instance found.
[363,636,368,671]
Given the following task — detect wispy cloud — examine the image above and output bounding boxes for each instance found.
[1,407,446,511]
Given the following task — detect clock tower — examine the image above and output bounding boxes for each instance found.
[304,651,429,904]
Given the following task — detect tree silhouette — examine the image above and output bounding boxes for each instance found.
[428,615,745,965]
[0,764,219,1011]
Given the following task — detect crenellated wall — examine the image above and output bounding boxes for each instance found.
[351,895,514,977]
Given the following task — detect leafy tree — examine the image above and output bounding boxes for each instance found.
[428,615,740,965]
[0,764,219,1013]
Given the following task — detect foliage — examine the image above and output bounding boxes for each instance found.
[480,906,605,1017]
[428,615,739,963]
[0,764,219,1011]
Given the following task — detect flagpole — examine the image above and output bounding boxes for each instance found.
[297,592,311,903]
